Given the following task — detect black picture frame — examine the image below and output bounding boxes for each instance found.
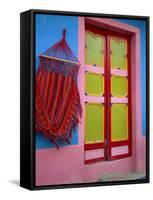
[20,9,150,190]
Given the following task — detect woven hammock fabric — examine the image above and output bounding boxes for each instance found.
[35,29,82,148]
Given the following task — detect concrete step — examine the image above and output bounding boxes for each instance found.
[98,172,146,182]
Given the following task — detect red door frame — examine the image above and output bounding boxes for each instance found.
[85,24,132,163]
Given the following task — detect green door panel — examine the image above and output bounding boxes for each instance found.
[85,103,104,143]
[85,72,104,96]
[110,38,127,70]
[85,31,104,67]
[111,104,128,141]
[111,75,128,97]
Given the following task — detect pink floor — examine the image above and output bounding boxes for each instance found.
[35,137,146,186]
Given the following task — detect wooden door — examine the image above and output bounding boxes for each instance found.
[84,25,132,164]
[107,36,132,160]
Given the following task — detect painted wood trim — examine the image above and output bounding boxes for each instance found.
[111,69,128,76]
[111,97,128,104]
[85,95,104,103]
[111,145,129,156]
[111,140,129,147]
[85,142,105,150]
[85,65,104,74]
[85,149,104,160]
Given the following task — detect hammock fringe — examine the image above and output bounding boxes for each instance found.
[36,63,82,149]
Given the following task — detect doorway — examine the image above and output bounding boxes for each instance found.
[84,24,132,164]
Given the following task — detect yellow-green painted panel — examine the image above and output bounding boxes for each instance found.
[85,31,104,67]
[110,38,127,70]
[111,76,128,97]
[85,72,104,96]
[85,103,104,143]
[111,104,128,141]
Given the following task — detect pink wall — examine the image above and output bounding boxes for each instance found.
[36,147,133,185]
[35,17,146,186]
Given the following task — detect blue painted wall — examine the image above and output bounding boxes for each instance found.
[35,14,78,149]
[116,19,146,136]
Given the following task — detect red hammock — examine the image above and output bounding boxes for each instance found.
[35,29,82,149]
